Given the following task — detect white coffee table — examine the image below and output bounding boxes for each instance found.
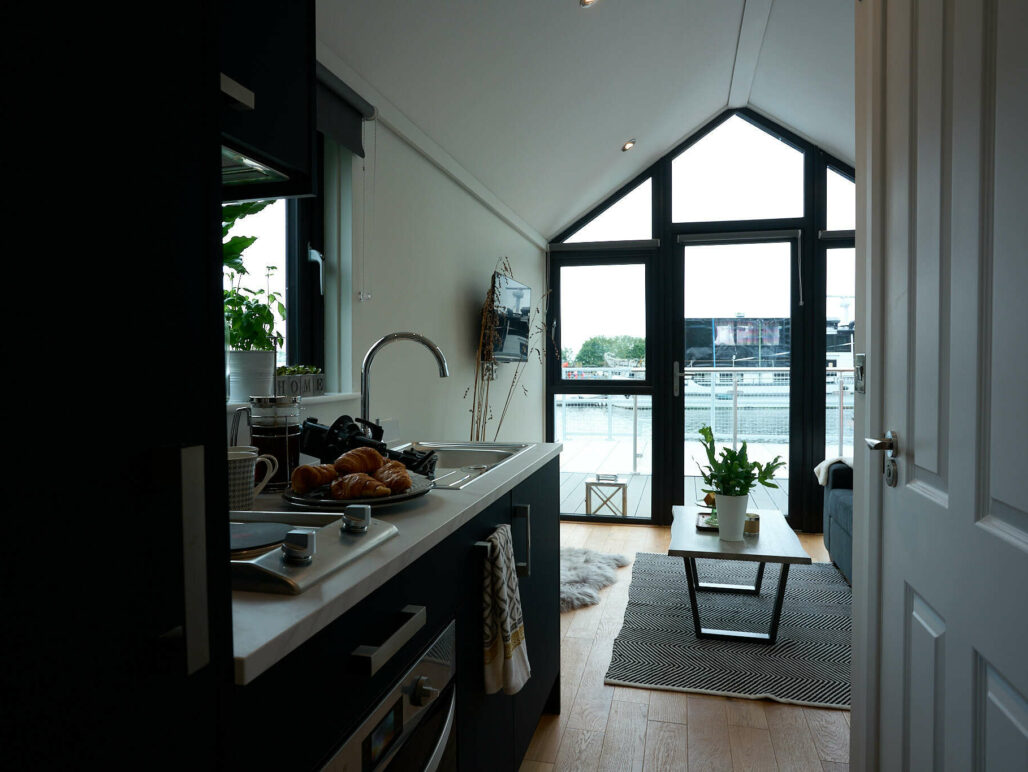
[668,505,812,644]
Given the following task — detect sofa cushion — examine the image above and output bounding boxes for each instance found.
[828,515,853,584]
[826,488,853,537]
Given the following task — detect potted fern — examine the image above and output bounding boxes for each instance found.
[696,425,785,541]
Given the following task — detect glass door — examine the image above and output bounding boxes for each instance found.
[675,235,799,517]
[548,252,655,521]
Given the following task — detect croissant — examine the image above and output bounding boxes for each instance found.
[333,447,385,476]
[374,460,412,493]
[330,472,391,499]
[291,464,338,494]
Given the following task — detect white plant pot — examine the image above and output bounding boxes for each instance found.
[228,350,275,403]
[714,493,748,542]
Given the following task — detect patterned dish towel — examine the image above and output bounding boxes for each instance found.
[483,524,531,695]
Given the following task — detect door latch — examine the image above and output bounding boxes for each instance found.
[866,430,899,487]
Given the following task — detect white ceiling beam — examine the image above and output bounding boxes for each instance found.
[728,0,775,108]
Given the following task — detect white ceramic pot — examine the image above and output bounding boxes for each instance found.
[227,350,275,403]
[714,493,748,541]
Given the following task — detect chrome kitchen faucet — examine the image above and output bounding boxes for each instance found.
[360,332,449,430]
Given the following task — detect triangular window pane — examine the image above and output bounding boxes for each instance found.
[826,167,856,230]
[564,178,652,243]
[671,115,804,222]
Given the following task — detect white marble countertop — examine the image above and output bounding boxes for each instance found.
[231,442,562,685]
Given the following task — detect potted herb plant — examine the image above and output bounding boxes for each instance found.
[223,200,285,403]
[696,425,785,541]
[276,365,324,397]
[224,275,285,402]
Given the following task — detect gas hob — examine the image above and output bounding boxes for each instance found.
[229,514,398,595]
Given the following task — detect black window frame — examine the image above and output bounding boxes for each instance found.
[547,108,855,532]
[286,133,327,371]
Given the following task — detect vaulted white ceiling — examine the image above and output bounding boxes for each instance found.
[316,0,854,241]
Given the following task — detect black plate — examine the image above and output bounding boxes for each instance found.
[281,471,434,511]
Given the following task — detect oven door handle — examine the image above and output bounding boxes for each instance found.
[422,686,456,772]
[351,605,427,676]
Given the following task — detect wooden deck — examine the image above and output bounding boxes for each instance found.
[557,437,789,519]
[560,473,789,519]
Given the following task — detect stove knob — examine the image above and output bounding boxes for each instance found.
[341,504,371,534]
[411,676,440,706]
[281,529,316,564]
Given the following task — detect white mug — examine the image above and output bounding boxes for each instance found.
[227,451,279,510]
[228,445,259,455]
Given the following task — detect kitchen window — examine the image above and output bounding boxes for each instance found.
[224,199,289,368]
[222,136,352,383]
[221,67,368,394]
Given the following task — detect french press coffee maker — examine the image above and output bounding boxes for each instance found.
[230,396,302,492]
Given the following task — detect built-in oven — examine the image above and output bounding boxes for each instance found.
[322,620,457,772]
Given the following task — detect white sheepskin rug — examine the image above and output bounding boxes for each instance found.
[559,547,631,612]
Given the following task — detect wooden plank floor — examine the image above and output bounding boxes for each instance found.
[521,522,846,771]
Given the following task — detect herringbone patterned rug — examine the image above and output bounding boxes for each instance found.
[604,552,851,708]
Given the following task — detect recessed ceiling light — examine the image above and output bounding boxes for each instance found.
[621,139,636,152]
[580,0,598,7]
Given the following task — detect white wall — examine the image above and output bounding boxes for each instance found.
[341,122,547,443]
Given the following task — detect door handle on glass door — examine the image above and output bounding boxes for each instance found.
[673,361,685,397]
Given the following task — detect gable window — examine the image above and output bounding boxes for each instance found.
[670,114,804,223]
[826,166,856,231]
[564,178,652,243]
[548,108,855,533]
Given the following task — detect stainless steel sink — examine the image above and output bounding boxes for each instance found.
[394,441,532,489]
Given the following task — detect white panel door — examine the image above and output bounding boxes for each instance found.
[874,0,1028,768]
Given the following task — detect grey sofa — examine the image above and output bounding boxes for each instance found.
[822,462,853,584]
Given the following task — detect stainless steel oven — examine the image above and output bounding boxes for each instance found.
[322,620,457,772]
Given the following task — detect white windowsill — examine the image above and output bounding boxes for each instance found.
[225,392,360,412]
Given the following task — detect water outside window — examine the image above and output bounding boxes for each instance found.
[682,242,792,512]
[556,261,650,518]
[826,247,856,458]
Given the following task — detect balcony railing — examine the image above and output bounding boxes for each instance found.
[553,366,855,473]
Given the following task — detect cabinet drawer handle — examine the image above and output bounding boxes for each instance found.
[513,504,531,577]
[351,605,426,676]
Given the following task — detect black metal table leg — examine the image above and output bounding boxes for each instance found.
[688,557,766,595]
[682,556,703,639]
[766,563,790,644]
[682,558,791,645]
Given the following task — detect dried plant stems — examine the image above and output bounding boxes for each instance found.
[468,258,551,442]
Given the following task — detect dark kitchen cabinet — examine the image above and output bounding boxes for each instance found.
[227,458,560,771]
[220,0,316,201]
[228,530,464,770]
[510,460,562,760]
[455,459,561,771]
[10,4,233,770]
